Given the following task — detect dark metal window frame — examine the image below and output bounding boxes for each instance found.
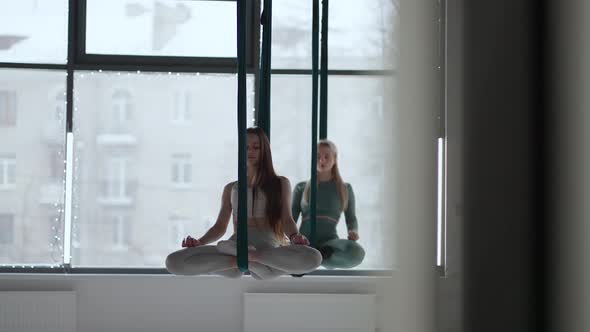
[0,0,444,277]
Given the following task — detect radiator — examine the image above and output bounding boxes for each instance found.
[244,293,376,332]
[0,291,76,332]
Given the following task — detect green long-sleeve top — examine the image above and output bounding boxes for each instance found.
[291,180,358,243]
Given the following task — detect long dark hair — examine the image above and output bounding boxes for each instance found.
[247,127,283,239]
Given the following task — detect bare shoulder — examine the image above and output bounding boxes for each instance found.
[278,176,291,187]
[223,181,237,195]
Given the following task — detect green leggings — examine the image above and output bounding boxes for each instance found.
[299,220,365,269]
[316,238,365,269]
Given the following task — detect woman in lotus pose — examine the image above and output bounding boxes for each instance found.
[166,127,322,279]
[292,140,365,269]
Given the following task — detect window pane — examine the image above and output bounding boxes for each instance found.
[0,214,14,245]
[6,159,16,185]
[72,71,254,268]
[86,0,237,58]
[271,74,395,269]
[0,69,66,266]
[0,91,17,126]
[326,76,395,269]
[0,1,68,64]
[171,163,180,183]
[272,0,397,70]
[183,163,192,183]
[270,75,312,186]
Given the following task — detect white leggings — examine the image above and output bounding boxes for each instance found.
[165,237,322,280]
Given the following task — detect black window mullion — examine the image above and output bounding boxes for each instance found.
[67,0,77,134]
[0,63,67,70]
[271,69,396,76]
[71,63,253,74]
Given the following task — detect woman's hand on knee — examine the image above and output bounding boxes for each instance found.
[347,230,359,241]
[182,235,202,248]
[290,233,310,246]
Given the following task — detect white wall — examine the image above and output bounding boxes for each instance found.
[0,274,393,332]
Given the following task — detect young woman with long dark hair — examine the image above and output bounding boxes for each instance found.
[166,128,322,279]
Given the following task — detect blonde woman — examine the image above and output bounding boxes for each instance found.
[166,128,322,279]
[292,140,365,269]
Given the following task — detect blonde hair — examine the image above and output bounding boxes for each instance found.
[303,139,349,211]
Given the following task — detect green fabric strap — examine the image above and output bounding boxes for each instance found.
[310,0,320,248]
[319,0,329,140]
[258,0,272,139]
[236,0,248,273]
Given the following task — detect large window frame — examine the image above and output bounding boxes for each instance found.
[0,0,445,276]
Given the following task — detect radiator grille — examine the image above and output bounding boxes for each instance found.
[0,291,76,332]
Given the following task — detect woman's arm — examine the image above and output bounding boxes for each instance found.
[291,182,304,224]
[196,182,233,245]
[344,183,360,240]
[280,177,308,245]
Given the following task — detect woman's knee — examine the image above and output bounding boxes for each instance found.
[350,243,366,261]
[299,246,322,271]
[165,252,185,275]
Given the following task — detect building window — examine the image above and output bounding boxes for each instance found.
[102,157,130,200]
[172,91,192,124]
[111,89,133,129]
[49,150,64,181]
[0,214,14,245]
[0,91,17,127]
[0,154,16,188]
[54,89,66,121]
[108,214,130,248]
[171,154,192,187]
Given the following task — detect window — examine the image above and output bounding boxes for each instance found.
[0,154,16,188]
[0,0,68,64]
[270,0,397,270]
[0,69,66,267]
[0,91,17,127]
[171,154,192,187]
[0,1,414,273]
[111,89,133,129]
[48,150,64,181]
[53,90,66,122]
[109,214,130,248]
[73,72,254,268]
[172,91,192,124]
[102,157,130,201]
[272,76,394,269]
[272,0,396,70]
[0,214,14,245]
[85,0,237,58]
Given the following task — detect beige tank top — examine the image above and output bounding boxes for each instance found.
[230,183,268,219]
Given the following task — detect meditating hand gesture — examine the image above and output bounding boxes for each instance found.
[290,233,310,246]
[182,235,202,248]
